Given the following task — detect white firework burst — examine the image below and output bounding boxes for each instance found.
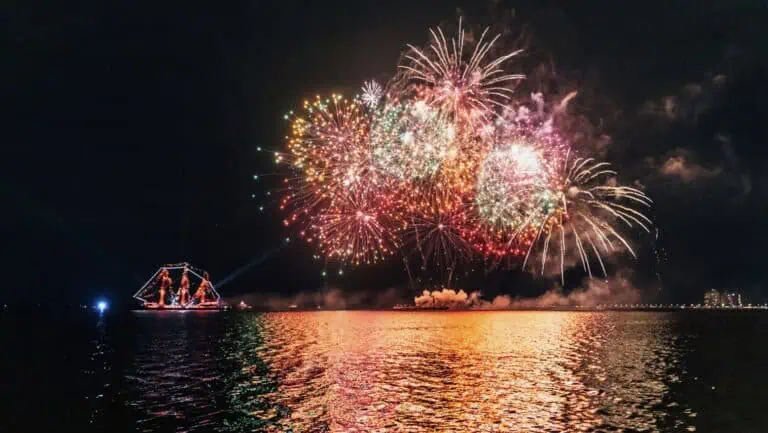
[522,153,654,285]
[361,80,383,109]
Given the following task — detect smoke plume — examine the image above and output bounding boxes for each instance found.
[504,270,641,309]
[411,270,641,310]
[414,288,472,309]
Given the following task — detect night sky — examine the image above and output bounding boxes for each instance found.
[5,0,768,307]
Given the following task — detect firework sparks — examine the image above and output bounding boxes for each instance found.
[284,94,374,190]
[310,187,402,265]
[398,18,525,124]
[522,153,654,284]
[370,100,456,181]
[361,80,384,109]
[278,94,402,265]
[267,20,654,285]
[399,188,474,270]
[475,143,557,230]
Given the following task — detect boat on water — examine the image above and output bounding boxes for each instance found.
[235,300,252,310]
[133,262,224,310]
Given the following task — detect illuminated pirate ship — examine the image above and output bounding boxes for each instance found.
[133,262,222,309]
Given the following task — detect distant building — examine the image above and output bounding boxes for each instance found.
[704,289,721,306]
[722,291,742,307]
[703,289,743,307]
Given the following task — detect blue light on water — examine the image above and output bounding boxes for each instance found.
[97,301,108,313]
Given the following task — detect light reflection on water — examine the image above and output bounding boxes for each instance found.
[107,311,700,432]
[252,311,694,432]
[16,309,768,432]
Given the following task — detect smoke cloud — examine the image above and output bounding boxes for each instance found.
[414,288,471,309]
[658,151,721,183]
[411,271,641,310]
[503,270,641,309]
[230,273,642,311]
[640,74,726,123]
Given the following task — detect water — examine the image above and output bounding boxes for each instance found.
[2,310,767,432]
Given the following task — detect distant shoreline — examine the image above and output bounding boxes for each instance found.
[231,306,768,313]
[4,305,767,313]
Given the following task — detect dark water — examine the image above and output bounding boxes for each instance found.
[2,310,767,432]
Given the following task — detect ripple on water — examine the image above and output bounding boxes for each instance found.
[246,311,693,432]
[117,311,697,432]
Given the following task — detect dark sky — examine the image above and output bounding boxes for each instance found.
[5,0,768,306]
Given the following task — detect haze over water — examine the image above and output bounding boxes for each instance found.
[3,310,767,432]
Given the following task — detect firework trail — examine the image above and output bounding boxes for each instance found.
[521,152,653,285]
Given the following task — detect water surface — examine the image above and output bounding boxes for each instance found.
[2,310,766,432]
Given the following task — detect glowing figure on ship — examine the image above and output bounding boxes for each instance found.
[194,271,211,304]
[158,268,173,307]
[178,268,190,306]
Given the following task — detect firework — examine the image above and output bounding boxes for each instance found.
[310,187,403,265]
[468,143,556,260]
[284,94,374,191]
[399,187,474,270]
[464,105,567,259]
[279,94,401,265]
[398,18,524,124]
[370,100,456,181]
[267,20,654,284]
[522,153,653,284]
[361,80,384,109]
[475,143,558,229]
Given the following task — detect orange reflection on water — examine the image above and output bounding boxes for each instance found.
[253,311,689,432]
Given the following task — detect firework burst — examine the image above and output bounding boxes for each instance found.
[398,18,525,124]
[361,80,384,109]
[283,94,375,190]
[370,100,457,181]
[475,143,558,230]
[399,187,474,270]
[310,187,403,265]
[278,94,402,265]
[467,143,557,261]
[267,20,654,285]
[522,153,654,284]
